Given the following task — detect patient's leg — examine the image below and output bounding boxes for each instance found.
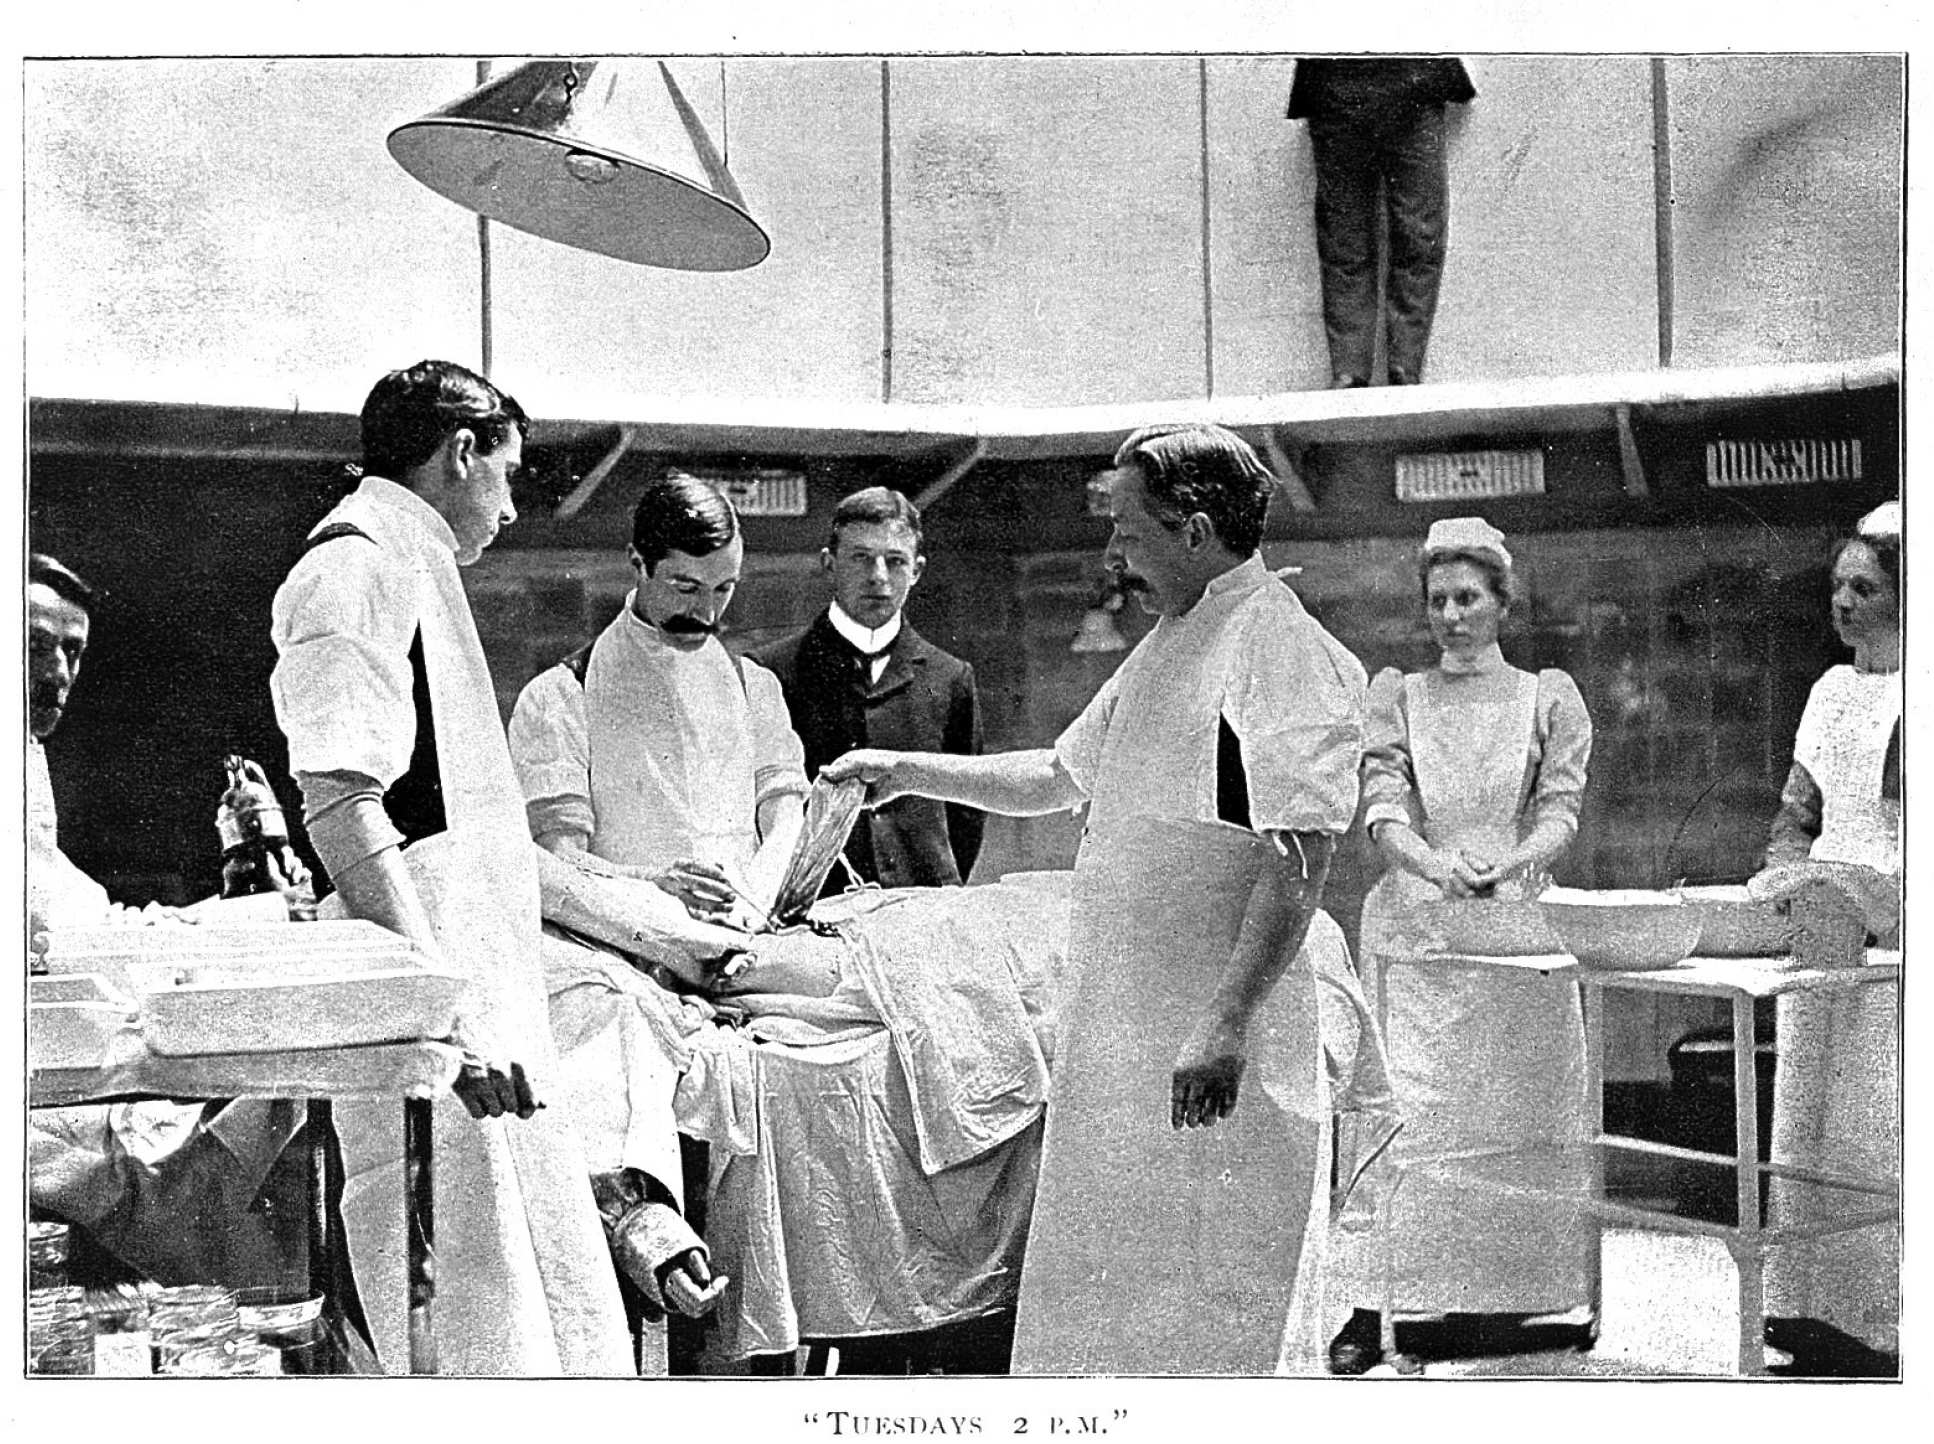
[716,928,850,999]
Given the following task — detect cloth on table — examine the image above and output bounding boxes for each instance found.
[674,879,1058,1364]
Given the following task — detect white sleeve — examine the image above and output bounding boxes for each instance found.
[270,540,419,785]
[1223,612,1367,835]
[742,658,809,805]
[1052,667,1121,799]
[507,666,596,842]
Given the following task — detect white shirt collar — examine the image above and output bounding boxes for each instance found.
[827,603,902,656]
[353,475,460,557]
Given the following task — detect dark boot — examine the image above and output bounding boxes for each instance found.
[1328,1308,1384,1375]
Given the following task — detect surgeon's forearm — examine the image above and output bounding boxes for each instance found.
[747,793,806,907]
[889,748,1083,816]
[328,846,442,958]
[1209,831,1335,1029]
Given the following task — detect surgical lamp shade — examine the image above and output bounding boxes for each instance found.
[388,59,770,272]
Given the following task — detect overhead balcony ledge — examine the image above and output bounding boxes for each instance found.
[30,352,1897,470]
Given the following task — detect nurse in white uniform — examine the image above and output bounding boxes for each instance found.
[1329,517,1594,1373]
[1753,502,1900,1377]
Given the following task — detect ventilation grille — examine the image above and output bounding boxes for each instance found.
[1395,449,1545,503]
[670,467,808,516]
[1706,438,1863,489]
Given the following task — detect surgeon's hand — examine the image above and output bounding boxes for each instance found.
[659,1249,729,1319]
[821,749,913,806]
[654,859,740,922]
[453,1052,541,1121]
[1172,1011,1248,1129]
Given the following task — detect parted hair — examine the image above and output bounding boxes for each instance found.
[29,553,102,616]
[632,472,741,568]
[1111,423,1277,557]
[828,487,923,552]
[360,360,530,482]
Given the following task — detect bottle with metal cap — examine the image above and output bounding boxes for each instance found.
[216,754,304,904]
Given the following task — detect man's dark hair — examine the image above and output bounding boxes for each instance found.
[1111,423,1278,557]
[828,486,923,552]
[29,553,101,617]
[359,360,530,481]
[632,472,741,569]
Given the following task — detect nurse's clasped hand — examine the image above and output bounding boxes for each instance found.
[1423,844,1509,898]
[1171,1011,1247,1129]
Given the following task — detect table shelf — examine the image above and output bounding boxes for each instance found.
[1381,950,1900,1376]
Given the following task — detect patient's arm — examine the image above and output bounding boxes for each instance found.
[531,843,750,988]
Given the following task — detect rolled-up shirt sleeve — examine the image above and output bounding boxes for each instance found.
[270,542,419,785]
[508,665,597,843]
[1224,619,1367,835]
[1052,669,1121,800]
[1526,668,1592,842]
[1359,667,1421,834]
[743,659,809,807]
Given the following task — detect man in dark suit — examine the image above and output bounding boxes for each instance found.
[1288,57,1476,388]
[754,487,983,891]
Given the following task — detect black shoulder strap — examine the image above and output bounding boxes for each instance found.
[303,521,374,555]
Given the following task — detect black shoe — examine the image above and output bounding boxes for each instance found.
[1387,369,1419,385]
[1328,1309,1384,1375]
[1331,374,1371,390]
[1765,1317,1897,1378]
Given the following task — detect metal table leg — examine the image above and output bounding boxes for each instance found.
[1581,981,1605,1330]
[1731,994,1766,1376]
[405,1095,437,1375]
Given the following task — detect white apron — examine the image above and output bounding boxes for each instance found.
[1765,667,1900,1351]
[1344,668,1590,1316]
[324,518,631,1375]
[1011,816,1328,1375]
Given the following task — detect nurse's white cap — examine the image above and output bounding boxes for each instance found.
[1857,500,1900,542]
[1421,516,1513,573]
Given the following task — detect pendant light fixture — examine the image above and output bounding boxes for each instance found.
[388,58,770,271]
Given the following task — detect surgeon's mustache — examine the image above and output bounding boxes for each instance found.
[660,615,721,637]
